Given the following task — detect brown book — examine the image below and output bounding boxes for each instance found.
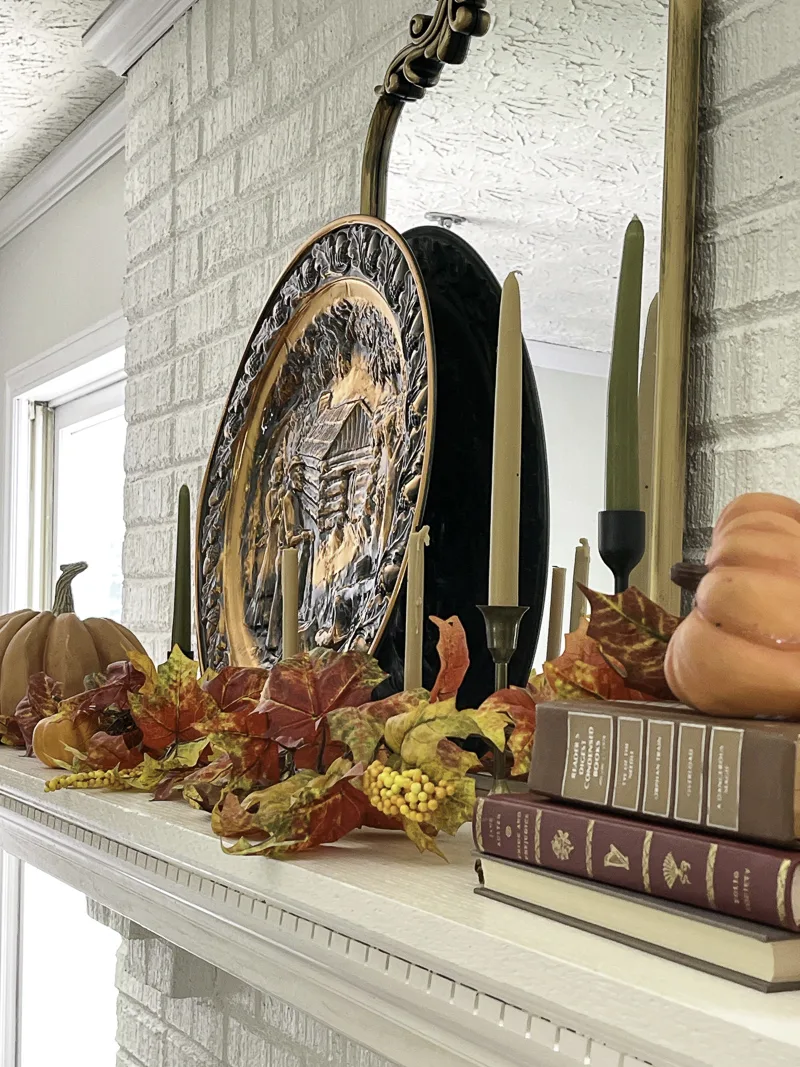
[475,855,800,992]
[528,699,800,845]
[474,793,800,932]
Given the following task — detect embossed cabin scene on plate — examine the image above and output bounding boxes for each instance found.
[197,219,433,673]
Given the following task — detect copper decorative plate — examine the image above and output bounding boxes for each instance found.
[196,216,434,673]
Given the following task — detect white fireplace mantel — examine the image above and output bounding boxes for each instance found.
[1,748,799,1067]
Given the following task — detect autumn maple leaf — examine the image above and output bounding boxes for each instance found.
[129,647,217,756]
[544,617,654,703]
[14,674,62,754]
[198,666,278,791]
[580,585,679,700]
[477,686,537,778]
[259,650,387,750]
[84,731,144,771]
[213,758,370,857]
[429,616,470,702]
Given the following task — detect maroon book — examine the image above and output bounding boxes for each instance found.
[474,793,800,932]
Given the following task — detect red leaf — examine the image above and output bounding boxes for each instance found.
[581,585,679,700]
[77,660,147,713]
[430,616,469,702]
[544,619,655,703]
[84,731,144,771]
[260,650,387,749]
[203,667,269,726]
[478,687,536,778]
[14,674,62,755]
[129,648,217,755]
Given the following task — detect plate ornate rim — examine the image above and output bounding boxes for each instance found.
[195,214,436,671]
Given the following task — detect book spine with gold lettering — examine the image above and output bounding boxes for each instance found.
[474,793,800,932]
[527,700,800,845]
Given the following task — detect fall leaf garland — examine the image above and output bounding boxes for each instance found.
[16,589,680,859]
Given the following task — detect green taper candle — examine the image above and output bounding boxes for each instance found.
[606,217,645,511]
[171,484,193,656]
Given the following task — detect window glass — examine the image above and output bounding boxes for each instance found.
[54,403,126,619]
[20,867,120,1066]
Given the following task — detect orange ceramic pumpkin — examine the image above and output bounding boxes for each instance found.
[32,710,100,769]
[665,493,800,716]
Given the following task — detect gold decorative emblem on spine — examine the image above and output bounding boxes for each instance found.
[705,844,718,907]
[585,820,595,877]
[534,809,542,864]
[604,844,630,870]
[475,798,485,851]
[551,829,574,861]
[642,831,653,893]
[662,852,692,889]
[777,859,791,926]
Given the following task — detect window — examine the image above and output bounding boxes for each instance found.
[0,326,127,1067]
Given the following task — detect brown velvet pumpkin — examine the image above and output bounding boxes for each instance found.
[0,562,146,728]
[665,493,800,716]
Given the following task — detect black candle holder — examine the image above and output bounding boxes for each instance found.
[478,604,529,793]
[598,510,646,594]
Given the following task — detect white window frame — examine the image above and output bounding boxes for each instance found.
[0,311,127,1067]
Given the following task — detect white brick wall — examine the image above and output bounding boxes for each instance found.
[91,907,396,1067]
[121,0,418,656]
[685,0,800,558]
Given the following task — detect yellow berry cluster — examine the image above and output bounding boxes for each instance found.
[364,761,456,822]
[44,768,133,793]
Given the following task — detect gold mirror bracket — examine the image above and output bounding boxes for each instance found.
[360,1,491,220]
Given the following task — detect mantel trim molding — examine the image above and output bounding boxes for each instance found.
[83,0,196,76]
[0,89,126,251]
[1,751,798,1067]
[0,788,610,1067]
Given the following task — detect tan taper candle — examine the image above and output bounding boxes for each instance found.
[404,526,430,690]
[488,272,524,606]
[569,539,591,633]
[546,566,567,663]
[632,293,659,593]
[281,547,299,659]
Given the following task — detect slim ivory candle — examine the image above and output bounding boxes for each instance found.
[488,271,524,606]
[569,538,591,632]
[546,566,567,663]
[606,217,644,511]
[404,526,430,690]
[281,547,299,660]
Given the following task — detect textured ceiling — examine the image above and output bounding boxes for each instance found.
[0,1,121,199]
[387,0,668,357]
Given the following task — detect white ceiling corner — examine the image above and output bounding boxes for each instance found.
[0,1,122,200]
[83,0,196,76]
[0,89,126,250]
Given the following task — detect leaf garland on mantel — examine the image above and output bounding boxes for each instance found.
[17,589,681,858]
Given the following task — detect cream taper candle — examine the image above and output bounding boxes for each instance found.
[281,547,299,659]
[404,526,430,690]
[569,538,591,632]
[488,271,523,606]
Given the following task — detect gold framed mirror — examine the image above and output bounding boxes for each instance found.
[363,0,701,620]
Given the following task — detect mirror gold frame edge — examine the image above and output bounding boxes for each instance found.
[649,0,702,614]
[361,0,703,615]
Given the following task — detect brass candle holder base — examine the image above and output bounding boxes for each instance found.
[478,604,529,794]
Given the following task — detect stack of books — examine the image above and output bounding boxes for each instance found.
[473,699,800,991]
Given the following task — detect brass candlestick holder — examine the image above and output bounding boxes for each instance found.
[478,604,529,793]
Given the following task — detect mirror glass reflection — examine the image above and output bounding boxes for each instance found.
[387,0,667,663]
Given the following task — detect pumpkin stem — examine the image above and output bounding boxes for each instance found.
[52,562,88,615]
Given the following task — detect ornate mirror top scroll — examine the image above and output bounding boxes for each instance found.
[361,0,491,217]
[197,218,434,672]
[382,0,490,101]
